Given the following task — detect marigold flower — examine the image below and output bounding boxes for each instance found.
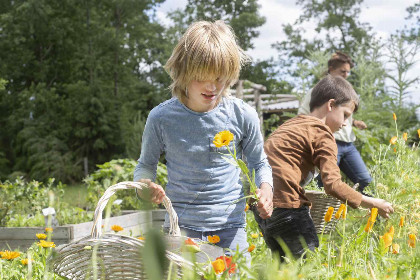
[393,113,397,121]
[207,235,220,244]
[21,258,33,265]
[248,244,256,252]
[216,256,236,274]
[399,216,404,227]
[38,240,56,248]
[1,250,20,260]
[111,225,123,233]
[260,231,263,237]
[392,243,400,254]
[402,132,408,141]
[408,234,416,248]
[364,218,374,233]
[45,227,53,233]
[335,204,346,219]
[137,236,145,241]
[213,131,234,148]
[388,226,395,237]
[184,238,201,253]
[185,238,198,246]
[251,233,259,239]
[36,233,47,240]
[324,207,334,222]
[244,204,249,212]
[418,128,420,138]
[370,208,378,223]
[211,259,225,274]
[380,233,393,248]
[390,136,397,145]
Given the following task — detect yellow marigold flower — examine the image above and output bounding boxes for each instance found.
[322,263,328,267]
[380,233,393,248]
[137,236,145,241]
[370,208,378,223]
[207,235,220,244]
[21,258,33,265]
[399,216,404,227]
[36,233,47,240]
[1,250,20,260]
[248,244,256,252]
[260,231,263,237]
[251,233,259,239]
[38,240,56,248]
[390,136,397,145]
[418,128,420,138]
[324,207,334,223]
[392,243,400,254]
[111,225,123,233]
[393,113,397,121]
[335,204,346,219]
[45,227,53,233]
[213,131,234,148]
[403,132,408,141]
[212,259,225,274]
[244,204,249,212]
[408,234,416,248]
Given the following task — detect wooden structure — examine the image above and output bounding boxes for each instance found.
[230,80,299,133]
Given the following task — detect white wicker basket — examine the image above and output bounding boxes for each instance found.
[51,181,197,280]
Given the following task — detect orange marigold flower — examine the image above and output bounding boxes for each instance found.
[390,136,398,145]
[36,233,47,240]
[392,243,400,254]
[185,238,198,246]
[211,259,225,274]
[324,207,334,223]
[335,204,346,219]
[244,204,249,212]
[207,235,220,244]
[399,216,404,227]
[213,131,234,148]
[45,227,53,233]
[1,250,20,260]
[111,225,123,233]
[364,218,374,233]
[248,244,256,252]
[393,113,397,121]
[418,128,420,138]
[408,234,416,248]
[402,132,408,141]
[380,233,393,248]
[388,226,395,237]
[216,256,236,274]
[38,240,56,248]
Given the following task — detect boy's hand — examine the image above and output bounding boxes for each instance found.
[353,120,367,130]
[136,179,166,204]
[361,196,394,218]
[255,183,273,219]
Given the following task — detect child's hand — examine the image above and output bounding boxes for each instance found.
[136,179,166,204]
[361,196,394,218]
[255,183,273,219]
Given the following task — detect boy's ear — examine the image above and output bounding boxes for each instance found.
[327,99,335,112]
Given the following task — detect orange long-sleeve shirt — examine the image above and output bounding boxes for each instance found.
[265,115,362,209]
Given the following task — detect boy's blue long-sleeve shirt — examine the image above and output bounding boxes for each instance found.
[134,97,273,231]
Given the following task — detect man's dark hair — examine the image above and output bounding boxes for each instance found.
[310,75,359,112]
[328,51,354,70]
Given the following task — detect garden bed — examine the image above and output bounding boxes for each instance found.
[0,209,166,250]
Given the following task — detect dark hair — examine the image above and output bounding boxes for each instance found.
[328,51,354,71]
[309,75,359,112]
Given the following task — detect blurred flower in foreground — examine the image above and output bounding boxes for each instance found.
[393,113,397,121]
[380,233,393,248]
[248,244,256,252]
[216,256,236,274]
[399,216,404,227]
[390,136,398,145]
[244,204,249,211]
[392,243,400,254]
[403,132,408,141]
[212,259,225,274]
[45,227,53,233]
[408,234,416,248]
[36,233,47,240]
[324,207,334,222]
[111,225,123,233]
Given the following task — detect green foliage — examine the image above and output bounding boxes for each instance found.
[84,159,168,211]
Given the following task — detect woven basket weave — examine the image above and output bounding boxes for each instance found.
[305,190,342,233]
[51,181,196,280]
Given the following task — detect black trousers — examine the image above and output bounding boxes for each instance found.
[253,206,319,259]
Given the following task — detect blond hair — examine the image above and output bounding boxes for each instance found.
[164,20,249,101]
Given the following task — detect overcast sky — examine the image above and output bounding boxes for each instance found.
[154,0,419,105]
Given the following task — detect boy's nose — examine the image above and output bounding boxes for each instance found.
[205,81,217,91]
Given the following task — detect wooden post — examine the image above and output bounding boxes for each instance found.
[254,89,263,134]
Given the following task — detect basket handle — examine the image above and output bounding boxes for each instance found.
[90,181,181,238]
